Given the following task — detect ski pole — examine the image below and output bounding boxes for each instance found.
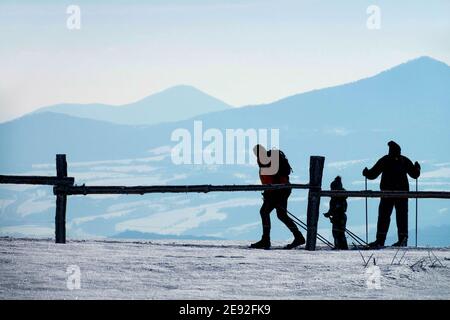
[415,178,418,248]
[274,203,334,248]
[365,177,368,244]
[286,206,366,248]
[345,227,368,246]
[288,213,334,248]
[330,223,366,246]
[345,227,366,244]
[290,217,334,248]
[346,231,364,246]
[282,207,334,248]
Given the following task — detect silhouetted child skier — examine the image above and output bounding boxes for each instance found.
[323,176,348,250]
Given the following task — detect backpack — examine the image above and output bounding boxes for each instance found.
[268,149,292,177]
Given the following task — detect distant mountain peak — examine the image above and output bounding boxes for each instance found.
[133,84,230,105]
[378,56,450,76]
[163,84,202,91]
[408,55,448,65]
[32,85,232,126]
[144,84,210,97]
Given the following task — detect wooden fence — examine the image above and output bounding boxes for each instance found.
[1,154,450,250]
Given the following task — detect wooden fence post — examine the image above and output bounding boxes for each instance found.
[55,154,68,244]
[306,156,325,251]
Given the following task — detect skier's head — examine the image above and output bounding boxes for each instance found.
[253,144,269,167]
[388,140,401,157]
[330,176,343,190]
[253,144,266,158]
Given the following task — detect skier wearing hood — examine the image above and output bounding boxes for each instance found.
[363,141,421,248]
[323,176,348,250]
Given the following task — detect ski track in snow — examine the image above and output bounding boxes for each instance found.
[0,238,449,299]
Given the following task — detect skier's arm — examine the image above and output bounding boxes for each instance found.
[406,158,421,179]
[363,157,385,180]
[323,199,333,218]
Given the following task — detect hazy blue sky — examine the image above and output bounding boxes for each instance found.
[0,0,449,122]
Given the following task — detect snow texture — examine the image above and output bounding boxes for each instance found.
[0,238,449,300]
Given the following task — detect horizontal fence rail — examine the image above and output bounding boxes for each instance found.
[54,185,450,199]
[318,190,450,199]
[54,183,312,195]
[0,175,74,186]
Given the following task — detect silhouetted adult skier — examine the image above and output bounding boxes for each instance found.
[363,141,421,248]
[250,144,305,250]
[323,176,348,250]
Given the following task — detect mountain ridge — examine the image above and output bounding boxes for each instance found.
[1,55,449,171]
[32,85,233,126]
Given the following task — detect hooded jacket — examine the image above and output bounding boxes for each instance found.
[324,176,348,218]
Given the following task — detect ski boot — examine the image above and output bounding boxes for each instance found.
[284,232,306,250]
[368,239,385,249]
[250,237,271,250]
[392,238,407,247]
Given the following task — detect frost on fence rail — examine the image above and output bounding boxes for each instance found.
[53,183,312,195]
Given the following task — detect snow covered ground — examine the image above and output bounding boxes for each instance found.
[0,237,449,300]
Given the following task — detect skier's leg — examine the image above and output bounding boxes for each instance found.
[376,198,394,245]
[395,198,409,245]
[275,191,305,249]
[331,218,339,248]
[250,198,274,249]
[260,198,274,240]
[275,192,302,237]
[332,216,347,250]
[340,215,348,250]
